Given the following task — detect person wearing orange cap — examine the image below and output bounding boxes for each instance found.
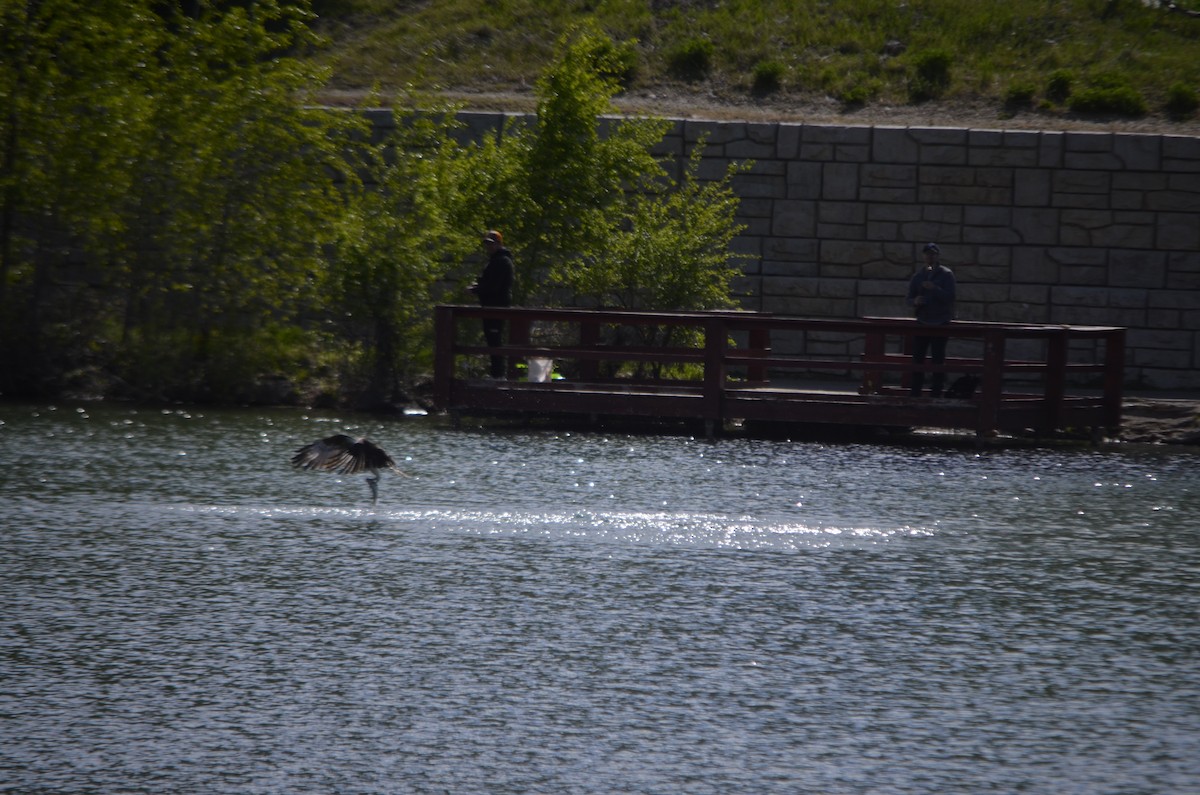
[468,230,515,378]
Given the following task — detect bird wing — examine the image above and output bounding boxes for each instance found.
[346,438,397,474]
[291,434,359,474]
[291,434,398,475]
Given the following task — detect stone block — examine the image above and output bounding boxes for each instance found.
[1146,186,1200,213]
[868,204,923,222]
[859,277,906,297]
[1108,250,1166,288]
[976,245,1012,268]
[777,123,803,159]
[1012,207,1061,245]
[685,119,739,146]
[1014,169,1052,206]
[818,223,868,240]
[964,226,1020,245]
[764,276,821,297]
[820,202,867,224]
[772,200,816,237]
[1013,253,1057,284]
[1157,214,1200,251]
[733,171,786,198]
[873,127,920,163]
[1053,170,1111,194]
[919,185,1011,205]
[1148,289,1200,310]
[787,161,823,199]
[1166,252,1200,290]
[1113,134,1161,171]
[764,236,820,262]
[1047,246,1108,267]
[821,239,883,265]
[1163,134,1200,171]
[921,165,974,186]
[964,206,1012,226]
[1039,131,1065,168]
[861,186,919,203]
[737,197,775,217]
[822,163,859,200]
[1060,264,1108,286]
[1094,213,1155,250]
[862,163,918,187]
[762,259,820,277]
[1051,285,1110,306]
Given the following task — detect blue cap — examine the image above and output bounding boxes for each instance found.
[923,242,940,253]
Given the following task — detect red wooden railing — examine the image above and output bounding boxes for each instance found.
[433,305,1125,438]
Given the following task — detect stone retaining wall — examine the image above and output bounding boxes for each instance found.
[446,111,1200,389]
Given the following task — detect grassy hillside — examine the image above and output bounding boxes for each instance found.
[309,0,1200,122]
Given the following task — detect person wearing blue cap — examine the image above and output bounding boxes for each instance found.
[905,242,956,397]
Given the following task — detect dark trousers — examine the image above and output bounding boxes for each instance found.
[483,318,505,377]
[910,334,948,396]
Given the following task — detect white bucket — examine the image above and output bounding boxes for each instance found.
[527,357,554,383]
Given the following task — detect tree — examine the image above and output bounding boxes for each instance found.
[0,0,366,399]
[112,0,363,400]
[0,0,163,394]
[328,102,477,406]
[459,23,749,315]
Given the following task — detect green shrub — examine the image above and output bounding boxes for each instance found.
[908,48,952,101]
[591,36,640,88]
[836,76,880,108]
[1003,80,1037,111]
[1045,69,1073,104]
[1069,74,1146,116]
[667,37,715,81]
[751,60,785,94]
[1165,82,1199,120]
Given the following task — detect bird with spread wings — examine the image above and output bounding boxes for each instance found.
[291,434,405,503]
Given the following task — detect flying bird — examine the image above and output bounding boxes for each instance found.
[291,434,404,503]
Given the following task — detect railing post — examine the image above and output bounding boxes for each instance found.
[703,316,726,436]
[860,328,885,394]
[748,327,770,384]
[433,305,455,410]
[900,331,914,392]
[1043,329,1067,434]
[507,312,531,380]
[977,331,1006,437]
[1103,328,1126,432]
[579,318,600,382]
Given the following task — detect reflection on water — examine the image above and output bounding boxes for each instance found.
[2,402,1198,794]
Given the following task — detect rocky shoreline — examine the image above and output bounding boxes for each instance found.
[1114,396,1200,446]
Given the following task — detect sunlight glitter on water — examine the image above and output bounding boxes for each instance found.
[177,503,937,550]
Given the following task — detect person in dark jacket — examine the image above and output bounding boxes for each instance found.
[905,242,956,397]
[469,229,515,378]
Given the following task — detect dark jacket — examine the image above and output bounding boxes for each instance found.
[476,247,514,307]
[906,264,956,325]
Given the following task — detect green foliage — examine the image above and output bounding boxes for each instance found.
[312,0,1200,116]
[1003,80,1038,114]
[571,140,748,313]
[0,0,365,399]
[1069,73,1147,116]
[1165,82,1199,120]
[908,48,953,102]
[455,22,747,322]
[667,37,715,82]
[752,60,786,95]
[329,101,477,401]
[463,24,673,306]
[1046,70,1074,104]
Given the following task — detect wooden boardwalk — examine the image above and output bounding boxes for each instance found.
[433,306,1125,440]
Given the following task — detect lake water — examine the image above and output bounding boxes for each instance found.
[2,402,1198,794]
